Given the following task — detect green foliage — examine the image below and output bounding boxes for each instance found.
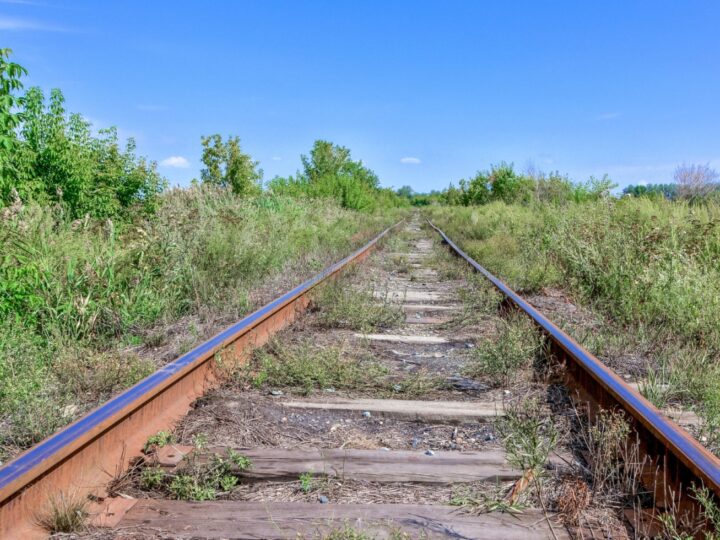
[0,187,400,456]
[140,466,165,490]
[464,314,543,386]
[623,183,679,199]
[0,48,28,157]
[269,140,406,211]
[246,338,389,395]
[144,430,175,453]
[313,280,403,331]
[199,134,262,197]
[448,163,616,207]
[165,448,252,501]
[299,471,314,493]
[2,84,166,218]
[497,398,558,475]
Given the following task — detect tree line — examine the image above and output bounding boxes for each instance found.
[0,49,404,220]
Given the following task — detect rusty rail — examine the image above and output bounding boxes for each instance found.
[0,222,401,539]
[429,221,720,511]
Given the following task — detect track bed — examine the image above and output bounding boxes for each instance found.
[85,220,578,539]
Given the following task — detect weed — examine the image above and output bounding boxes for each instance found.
[245,339,388,395]
[151,448,253,501]
[451,483,524,514]
[464,314,543,386]
[496,398,558,477]
[574,408,644,504]
[37,492,88,533]
[143,430,174,453]
[693,485,720,536]
[314,280,402,332]
[140,466,165,490]
[299,471,315,493]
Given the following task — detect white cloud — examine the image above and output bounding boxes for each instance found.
[272,156,282,161]
[597,112,621,121]
[0,15,67,31]
[400,157,421,165]
[160,156,190,169]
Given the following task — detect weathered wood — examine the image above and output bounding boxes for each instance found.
[378,290,446,302]
[118,500,569,539]
[185,447,522,483]
[355,333,450,344]
[282,397,504,422]
[401,304,460,312]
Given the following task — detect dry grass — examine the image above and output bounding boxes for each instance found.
[37,492,88,534]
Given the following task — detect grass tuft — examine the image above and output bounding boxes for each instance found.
[37,492,88,534]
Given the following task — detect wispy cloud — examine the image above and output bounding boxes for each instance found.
[271,156,282,161]
[160,156,190,169]
[136,104,167,112]
[597,112,621,121]
[0,15,68,31]
[400,156,421,165]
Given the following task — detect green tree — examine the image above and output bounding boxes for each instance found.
[0,48,28,192]
[200,135,262,197]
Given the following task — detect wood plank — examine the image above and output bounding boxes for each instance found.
[194,447,522,483]
[355,333,449,344]
[401,304,460,312]
[118,500,569,539]
[378,290,447,302]
[282,398,504,422]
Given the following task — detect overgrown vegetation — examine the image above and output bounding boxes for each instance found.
[268,140,407,211]
[426,195,720,454]
[37,492,88,534]
[464,314,544,386]
[243,339,389,395]
[0,49,409,461]
[313,280,403,332]
[139,446,252,501]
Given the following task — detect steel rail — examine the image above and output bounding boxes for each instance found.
[429,221,720,507]
[0,221,401,539]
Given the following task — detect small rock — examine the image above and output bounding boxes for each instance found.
[411,438,421,448]
[324,387,336,393]
[433,352,443,358]
[281,417,287,423]
[269,390,284,396]
[61,404,78,417]
[379,421,384,425]
[425,450,435,456]
[503,390,511,396]
[318,495,329,504]
[392,384,402,392]
[485,434,495,442]
[415,313,421,319]
[469,438,476,443]
[362,411,372,418]
[380,447,390,451]
[701,436,708,443]
[330,424,341,432]
[465,343,475,349]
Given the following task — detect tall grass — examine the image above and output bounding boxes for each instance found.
[0,185,403,458]
[426,198,720,453]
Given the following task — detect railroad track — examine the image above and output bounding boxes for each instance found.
[0,217,718,539]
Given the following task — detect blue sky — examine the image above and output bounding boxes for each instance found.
[3,0,719,192]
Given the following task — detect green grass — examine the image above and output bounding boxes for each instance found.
[313,279,403,332]
[243,338,390,395]
[0,187,403,459]
[426,199,720,455]
[463,314,544,387]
